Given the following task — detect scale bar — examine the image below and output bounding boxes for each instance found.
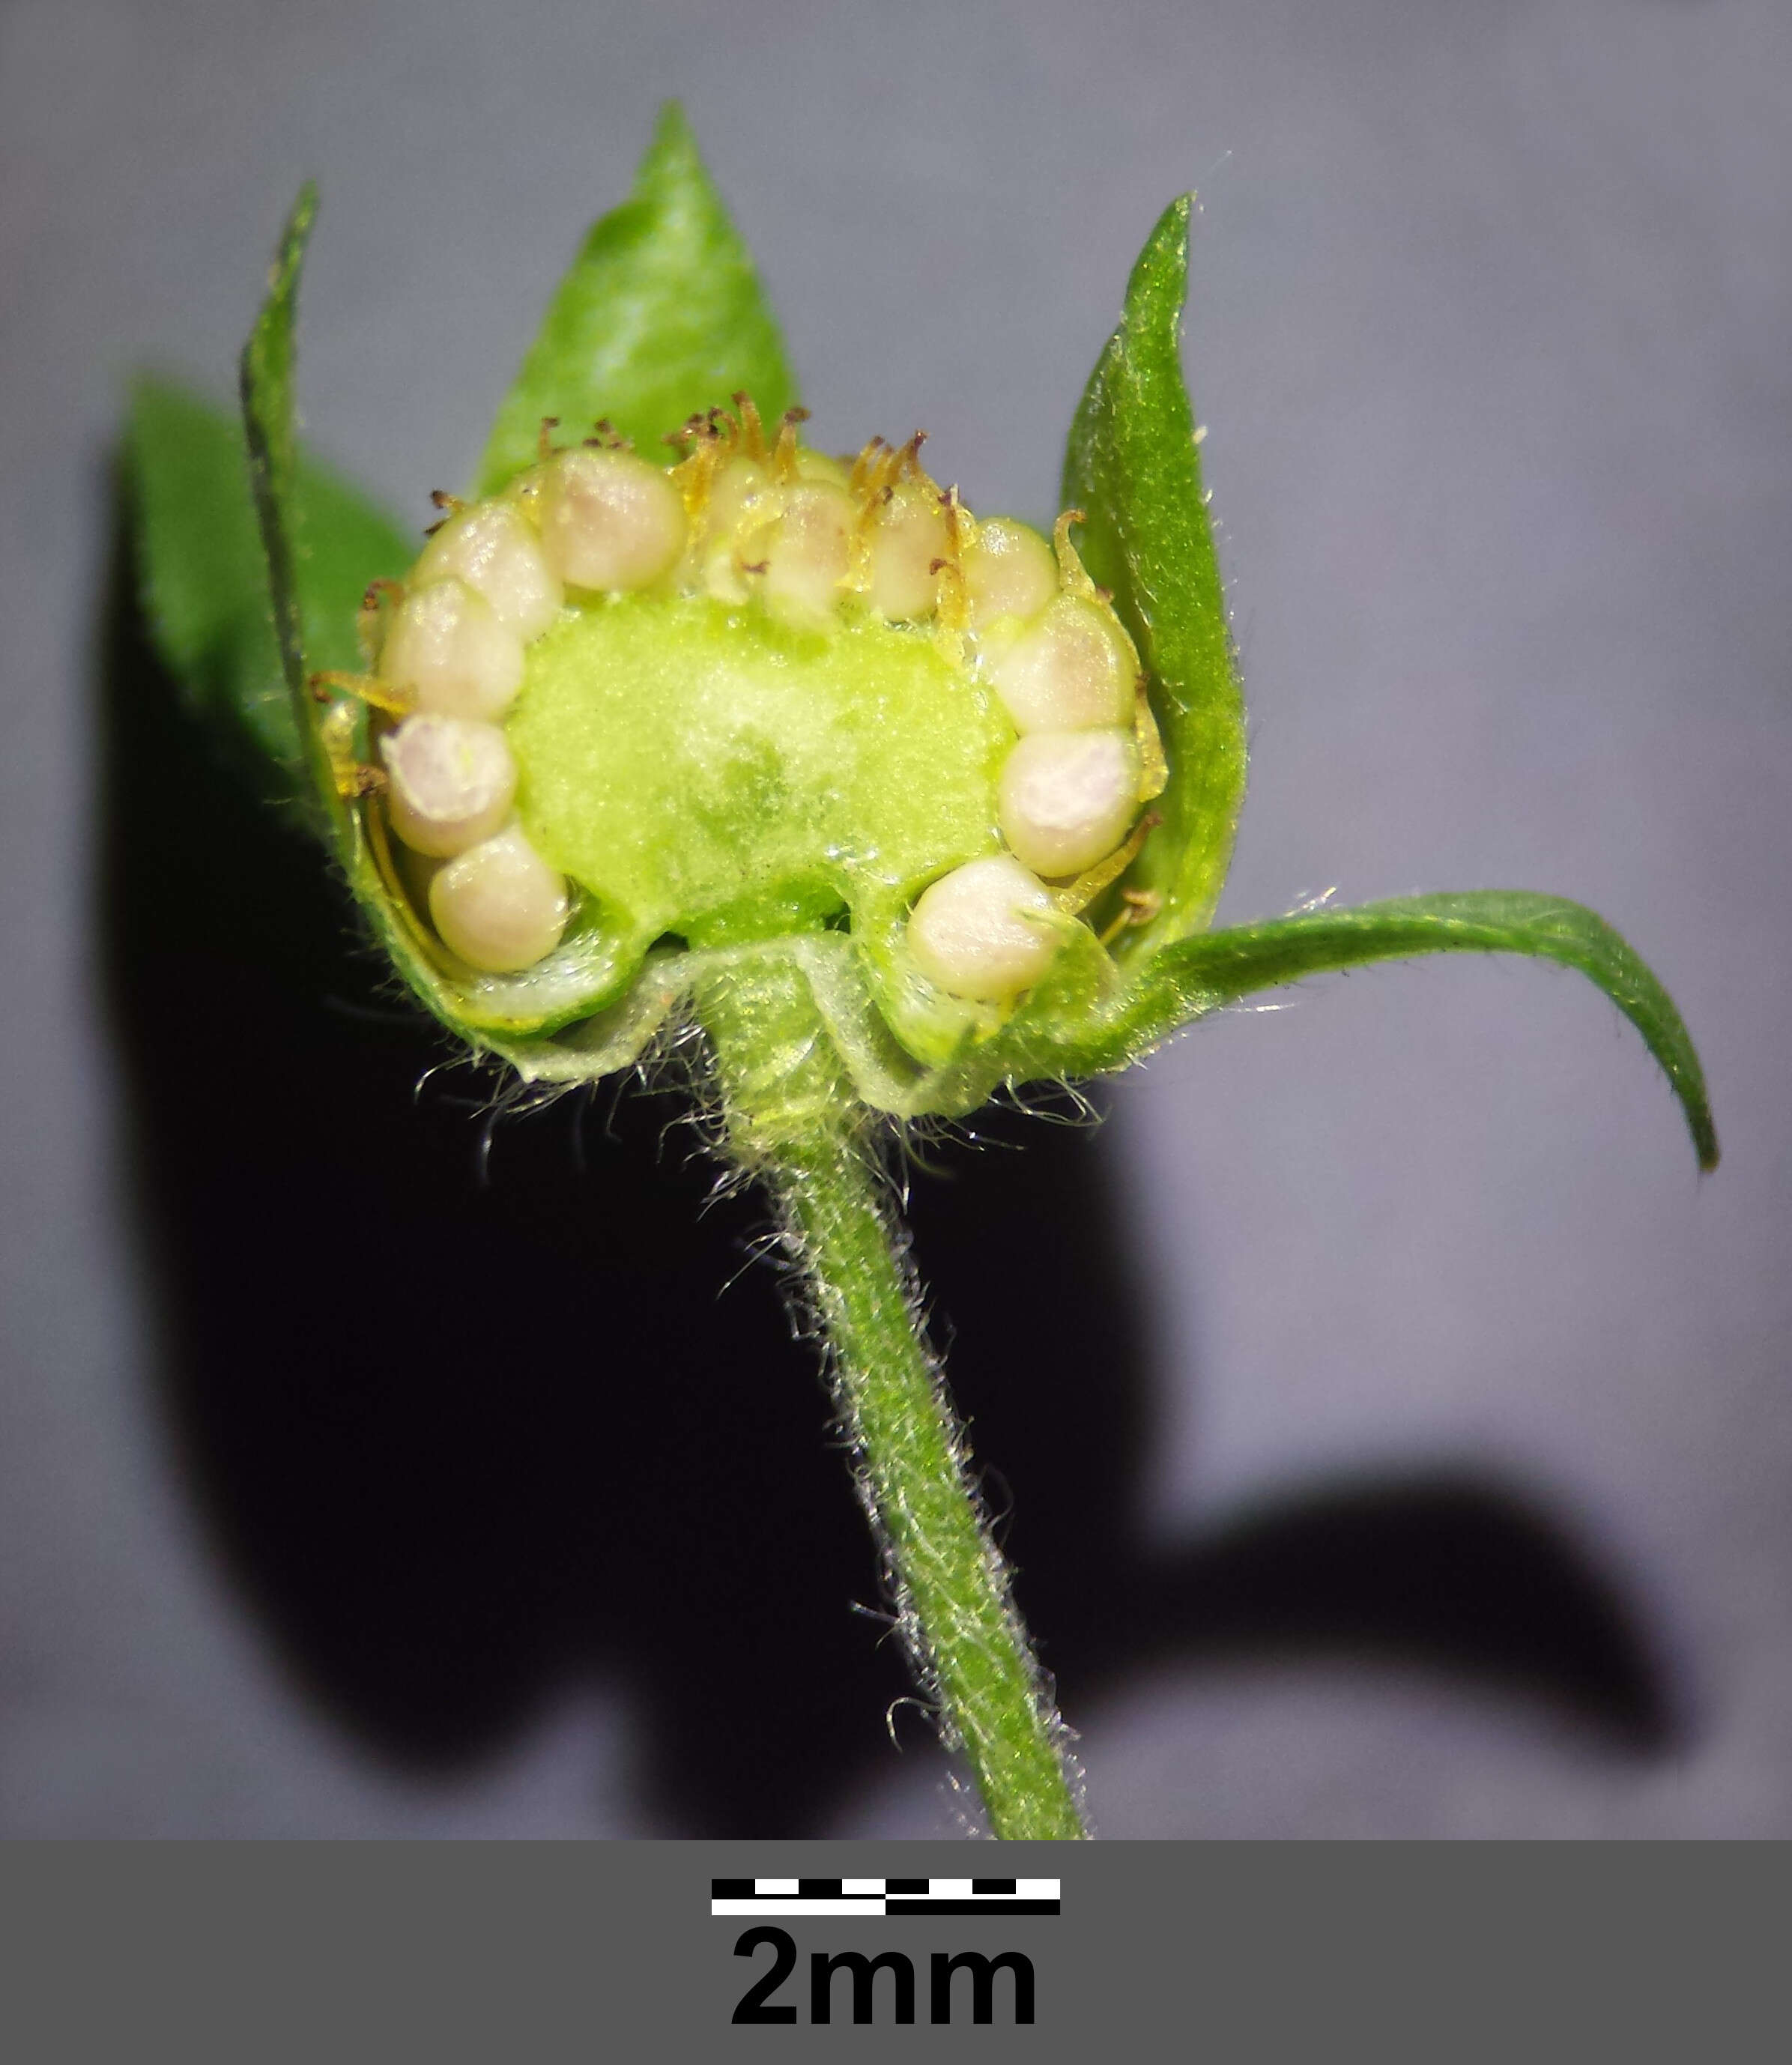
[711,1876,1060,1919]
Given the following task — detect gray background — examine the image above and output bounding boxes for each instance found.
[1,0,1788,1836]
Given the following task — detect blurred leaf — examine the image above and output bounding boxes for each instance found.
[239,185,316,765]
[1063,195,1246,958]
[476,103,797,492]
[237,187,449,1012]
[127,376,410,811]
[1120,891,1717,1169]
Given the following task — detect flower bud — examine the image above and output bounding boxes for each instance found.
[998,728,1140,877]
[985,595,1138,734]
[539,447,688,593]
[429,823,569,973]
[963,517,1057,631]
[865,480,950,621]
[380,713,518,858]
[906,854,1059,1000]
[378,578,525,722]
[759,480,854,630]
[415,499,562,641]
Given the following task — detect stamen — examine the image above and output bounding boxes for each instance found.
[309,668,415,718]
[770,406,811,484]
[1098,884,1163,945]
[848,436,888,499]
[732,392,766,462]
[1051,510,1103,601]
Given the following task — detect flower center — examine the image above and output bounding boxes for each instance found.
[337,398,1163,1012]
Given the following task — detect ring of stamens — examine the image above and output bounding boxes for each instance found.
[312,398,1165,997]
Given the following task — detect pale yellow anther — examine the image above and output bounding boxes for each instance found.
[985,595,1137,734]
[759,481,854,630]
[379,713,518,859]
[963,518,1057,631]
[997,728,1140,877]
[538,447,688,593]
[865,480,951,621]
[415,500,563,641]
[906,854,1060,1001]
[429,823,569,973]
[378,578,525,722]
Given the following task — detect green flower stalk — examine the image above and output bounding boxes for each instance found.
[127,106,1716,1840]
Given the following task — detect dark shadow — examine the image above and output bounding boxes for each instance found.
[908,1113,1681,1754]
[98,486,1679,1836]
[98,497,907,1835]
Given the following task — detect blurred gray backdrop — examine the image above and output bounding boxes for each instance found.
[2,0,1788,1836]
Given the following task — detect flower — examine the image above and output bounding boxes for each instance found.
[154,105,1703,1164]
[127,100,1717,1845]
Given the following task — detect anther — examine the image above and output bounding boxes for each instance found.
[732,393,766,462]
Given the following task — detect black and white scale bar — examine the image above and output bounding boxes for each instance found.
[711,1877,1059,1918]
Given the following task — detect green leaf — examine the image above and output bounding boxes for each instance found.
[1063,195,1246,957]
[476,103,797,493]
[127,376,411,813]
[1118,891,1718,1170]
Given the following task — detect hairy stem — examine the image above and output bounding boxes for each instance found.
[693,955,1086,1840]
